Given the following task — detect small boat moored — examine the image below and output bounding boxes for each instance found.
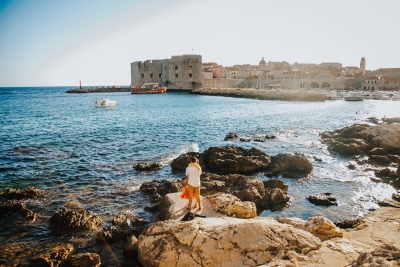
[130,83,167,94]
[344,92,364,101]
[94,98,116,108]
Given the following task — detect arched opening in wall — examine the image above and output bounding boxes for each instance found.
[321,82,330,88]
[310,82,319,88]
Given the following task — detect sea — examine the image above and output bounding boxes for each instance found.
[0,87,399,261]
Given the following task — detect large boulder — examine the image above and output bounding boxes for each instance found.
[49,208,104,234]
[322,123,400,156]
[206,193,256,219]
[200,172,290,208]
[170,146,271,175]
[202,146,271,174]
[139,179,183,196]
[170,152,203,172]
[266,153,313,178]
[137,217,321,267]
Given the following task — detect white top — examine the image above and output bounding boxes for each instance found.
[186,166,202,187]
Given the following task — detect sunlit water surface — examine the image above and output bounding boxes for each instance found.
[1,87,399,255]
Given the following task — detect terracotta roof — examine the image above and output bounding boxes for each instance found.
[379,68,400,73]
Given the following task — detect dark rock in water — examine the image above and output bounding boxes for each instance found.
[170,152,202,172]
[0,200,38,222]
[334,218,364,229]
[133,162,163,171]
[263,179,288,192]
[266,153,313,178]
[306,193,338,206]
[144,203,159,212]
[171,146,271,175]
[49,208,104,234]
[265,135,277,140]
[368,155,391,165]
[201,146,271,175]
[96,225,127,244]
[368,148,388,156]
[224,133,239,141]
[59,252,101,267]
[347,164,356,170]
[0,187,44,200]
[132,218,149,227]
[140,180,182,196]
[239,138,251,142]
[253,138,266,142]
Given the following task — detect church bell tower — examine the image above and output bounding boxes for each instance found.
[360,57,366,74]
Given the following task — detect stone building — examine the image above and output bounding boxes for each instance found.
[130,55,202,90]
[362,75,400,91]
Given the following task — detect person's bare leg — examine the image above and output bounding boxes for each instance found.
[188,186,193,209]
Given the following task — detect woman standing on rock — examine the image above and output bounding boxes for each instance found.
[185,157,202,210]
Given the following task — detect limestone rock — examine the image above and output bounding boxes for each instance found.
[206,193,256,218]
[169,152,202,172]
[137,217,321,267]
[49,208,104,234]
[33,244,74,267]
[0,187,44,200]
[305,216,343,238]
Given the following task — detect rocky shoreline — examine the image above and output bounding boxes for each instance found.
[1,119,400,266]
[190,88,327,102]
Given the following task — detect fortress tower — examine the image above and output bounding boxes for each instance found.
[360,57,366,74]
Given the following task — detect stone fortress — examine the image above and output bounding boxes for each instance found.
[131,55,400,91]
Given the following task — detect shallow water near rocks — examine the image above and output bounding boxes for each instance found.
[1,87,399,264]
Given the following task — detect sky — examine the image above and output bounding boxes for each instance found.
[0,0,399,87]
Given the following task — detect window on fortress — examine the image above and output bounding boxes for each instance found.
[141,74,144,79]
[189,74,192,78]
[150,74,153,78]
[175,74,178,78]
[175,66,178,70]
[159,74,162,78]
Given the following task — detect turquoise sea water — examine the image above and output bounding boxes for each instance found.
[1,87,399,225]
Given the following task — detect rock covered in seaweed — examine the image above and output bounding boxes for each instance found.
[48,208,104,234]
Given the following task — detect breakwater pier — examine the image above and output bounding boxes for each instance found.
[66,86,130,93]
[191,87,326,102]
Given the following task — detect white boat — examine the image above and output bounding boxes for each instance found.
[325,92,342,100]
[381,94,392,100]
[94,98,116,108]
[344,92,364,101]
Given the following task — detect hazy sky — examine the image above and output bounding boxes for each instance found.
[1,0,399,87]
